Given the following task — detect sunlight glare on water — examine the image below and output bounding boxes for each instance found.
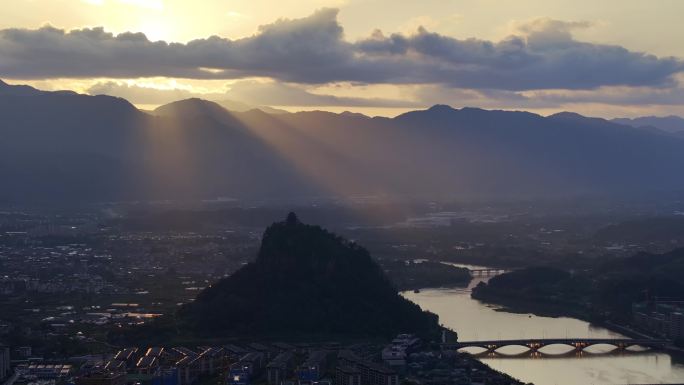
[402,271,684,385]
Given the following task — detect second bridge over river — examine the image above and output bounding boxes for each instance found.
[442,338,670,353]
[467,268,512,277]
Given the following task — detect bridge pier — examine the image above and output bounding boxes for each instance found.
[526,342,543,352]
[572,342,588,351]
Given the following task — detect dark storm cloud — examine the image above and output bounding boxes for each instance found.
[0,9,682,91]
[0,9,352,81]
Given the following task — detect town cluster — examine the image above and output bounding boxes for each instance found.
[0,334,522,385]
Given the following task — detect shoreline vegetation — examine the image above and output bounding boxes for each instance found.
[471,287,594,321]
[383,259,472,291]
[469,252,684,347]
[469,266,624,338]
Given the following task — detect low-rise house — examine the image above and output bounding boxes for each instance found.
[76,371,127,385]
[114,348,138,370]
[25,363,73,379]
[198,347,224,375]
[337,351,398,385]
[176,354,200,385]
[136,355,159,375]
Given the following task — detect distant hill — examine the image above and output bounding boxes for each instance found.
[0,80,149,203]
[216,99,288,114]
[152,97,288,118]
[175,213,441,339]
[3,79,684,204]
[472,248,684,319]
[612,116,684,136]
[153,98,233,119]
[0,87,319,203]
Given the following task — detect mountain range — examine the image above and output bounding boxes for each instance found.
[612,116,684,137]
[2,79,684,205]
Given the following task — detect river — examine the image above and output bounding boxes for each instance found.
[401,264,684,385]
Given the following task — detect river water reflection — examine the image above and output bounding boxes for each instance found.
[401,266,684,385]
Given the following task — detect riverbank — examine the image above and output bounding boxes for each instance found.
[403,286,684,385]
[471,290,595,321]
[468,266,633,336]
[383,259,472,291]
[470,286,684,357]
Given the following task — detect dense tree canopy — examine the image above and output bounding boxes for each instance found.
[472,249,684,320]
[177,214,441,339]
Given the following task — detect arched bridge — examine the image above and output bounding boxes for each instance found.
[443,338,669,353]
[468,268,512,277]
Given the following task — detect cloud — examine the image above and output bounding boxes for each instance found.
[354,23,683,90]
[87,79,419,107]
[81,0,163,8]
[411,82,684,112]
[410,85,553,110]
[512,18,593,49]
[119,0,164,9]
[0,9,682,91]
[225,80,418,107]
[87,81,204,104]
[526,85,684,107]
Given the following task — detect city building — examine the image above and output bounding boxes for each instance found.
[76,371,127,385]
[175,354,200,385]
[228,352,264,385]
[136,355,160,375]
[337,351,398,385]
[102,360,126,374]
[114,348,139,370]
[198,347,225,375]
[0,345,9,381]
[298,350,334,384]
[382,334,421,370]
[266,351,294,385]
[335,366,361,385]
[25,363,73,379]
[670,312,684,339]
[15,347,32,359]
[633,301,684,339]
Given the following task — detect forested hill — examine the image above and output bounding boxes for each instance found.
[472,248,684,320]
[176,213,442,339]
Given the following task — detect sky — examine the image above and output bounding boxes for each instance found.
[1,0,683,117]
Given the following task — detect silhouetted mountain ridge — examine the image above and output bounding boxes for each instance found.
[612,115,684,134]
[153,98,231,118]
[2,80,684,204]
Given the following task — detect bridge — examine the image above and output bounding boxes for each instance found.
[468,268,511,277]
[442,338,669,353]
